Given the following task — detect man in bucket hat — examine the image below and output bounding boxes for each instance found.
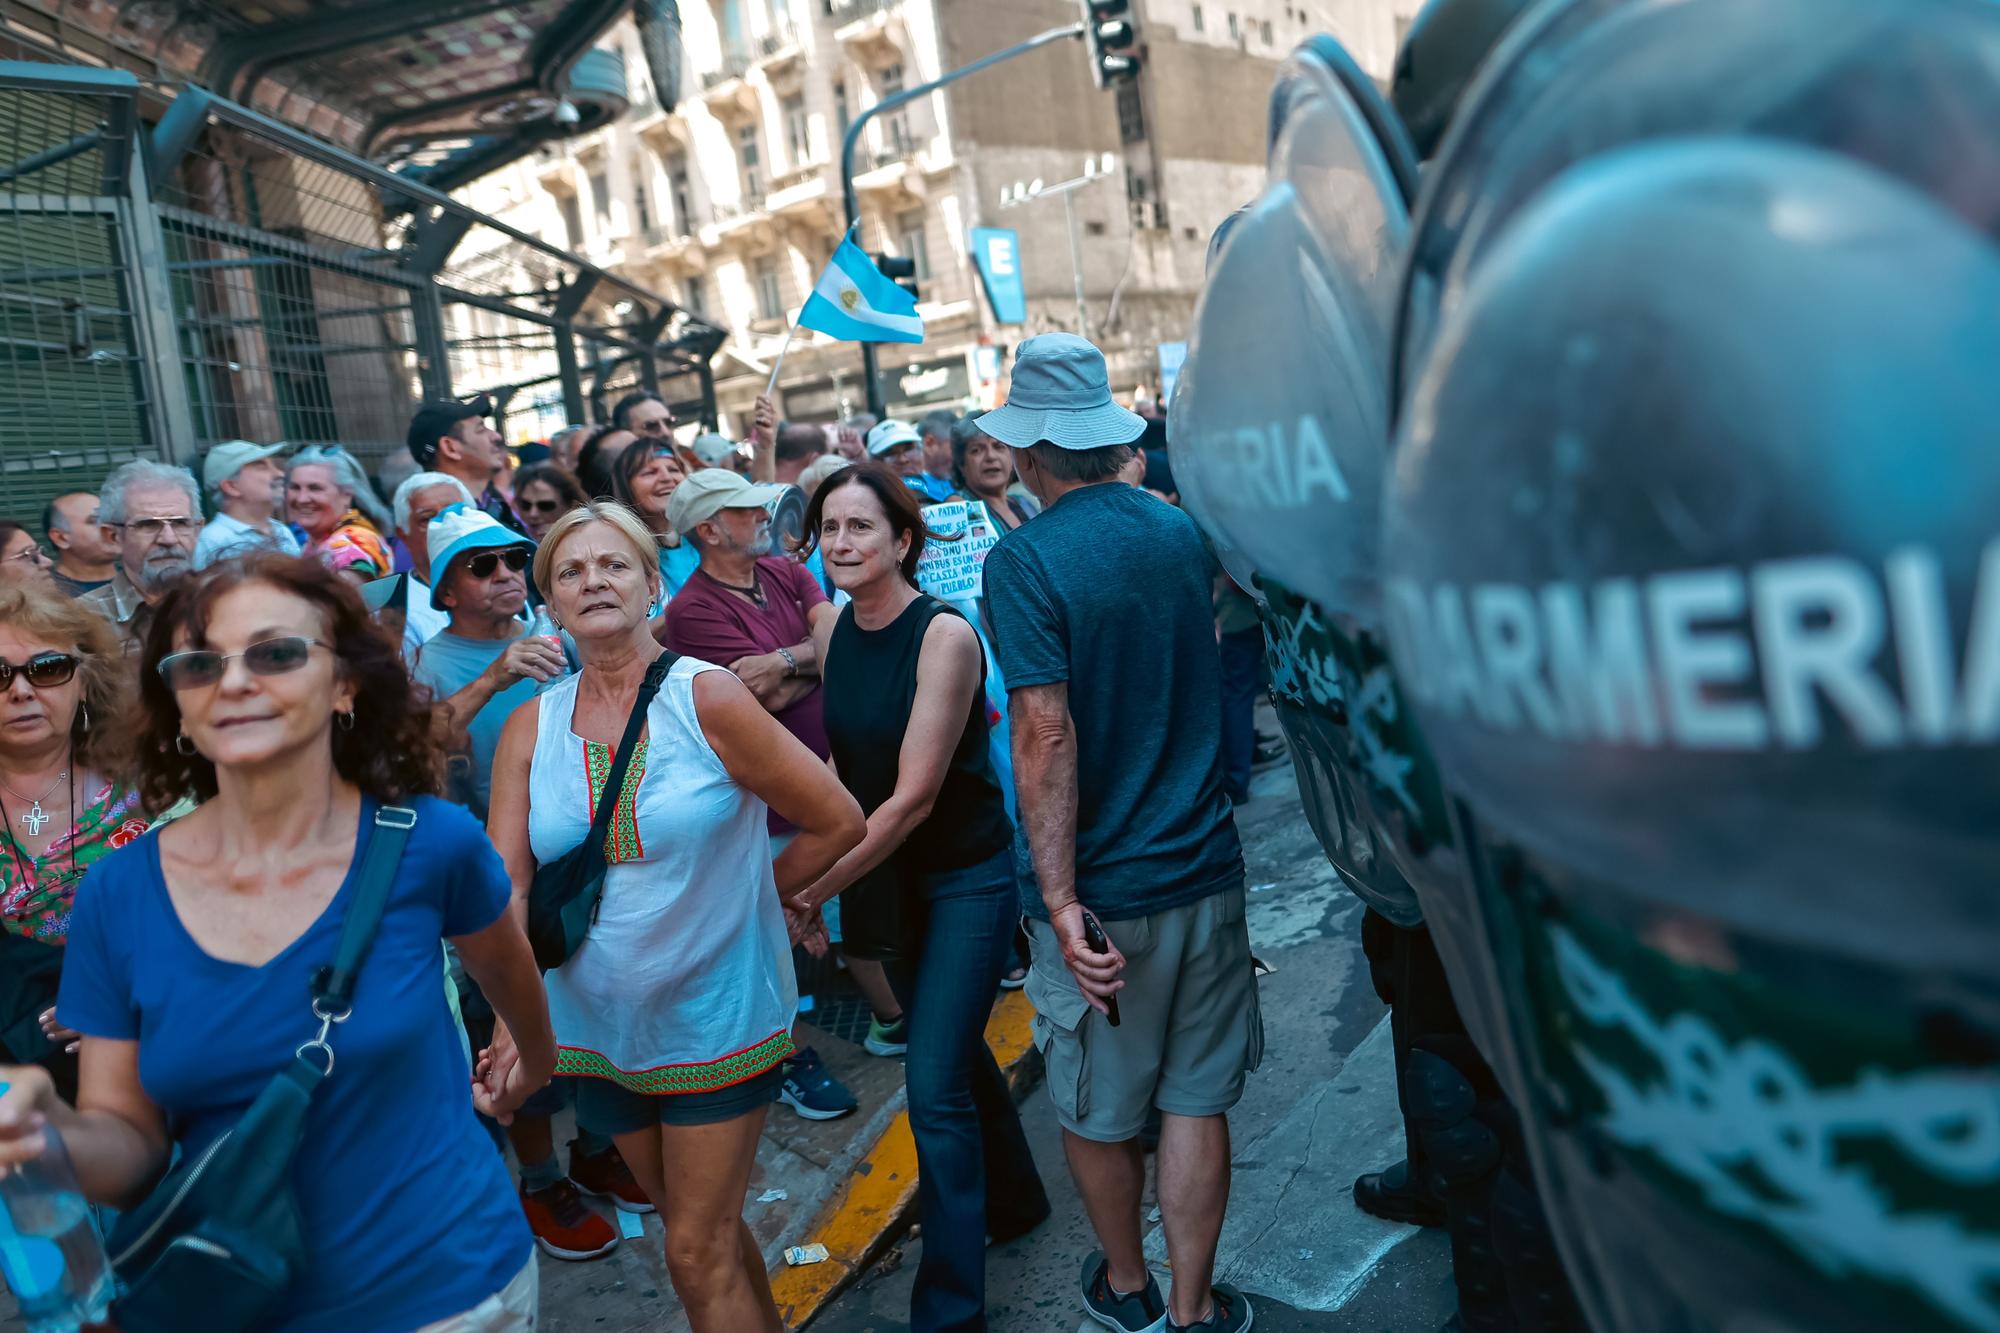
[981,334,1256,1333]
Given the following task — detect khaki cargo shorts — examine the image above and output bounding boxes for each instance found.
[1025,885,1264,1142]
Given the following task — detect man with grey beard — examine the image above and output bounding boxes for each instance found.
[79,460,204,650]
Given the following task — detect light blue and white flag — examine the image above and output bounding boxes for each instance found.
[798,238,924,344]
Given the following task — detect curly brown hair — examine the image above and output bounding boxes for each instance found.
[128,554,441,813]
[0,580,131,775]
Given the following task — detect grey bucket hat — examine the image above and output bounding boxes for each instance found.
[977,333,1147,451]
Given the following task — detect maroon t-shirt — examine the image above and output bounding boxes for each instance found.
[664,557,830,833]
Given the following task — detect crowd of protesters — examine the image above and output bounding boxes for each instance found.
[0,333,1273,1333]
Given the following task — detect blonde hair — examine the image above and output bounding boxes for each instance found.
[531,501,661,598]
[798,454,850,500]
[0,580,131,774]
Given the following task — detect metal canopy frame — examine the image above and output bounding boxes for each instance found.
[0,58,722,522]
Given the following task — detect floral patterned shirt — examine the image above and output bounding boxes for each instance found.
[0,779,146,945]
[306,510,390,581]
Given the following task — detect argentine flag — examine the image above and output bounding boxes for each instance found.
[799,238,924,344]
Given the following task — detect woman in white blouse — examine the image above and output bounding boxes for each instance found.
[487,502,862,1332]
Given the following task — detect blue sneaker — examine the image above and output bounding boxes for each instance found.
[1082,1250,1167,1333]
[779,1046,858,1121]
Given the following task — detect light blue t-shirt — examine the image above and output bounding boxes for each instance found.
[414,628,544,813]
[192,511,302,569]
[57,796,529,1333]
[659,539,702,600]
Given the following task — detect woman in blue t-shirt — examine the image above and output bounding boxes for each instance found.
[0,553,558,1332]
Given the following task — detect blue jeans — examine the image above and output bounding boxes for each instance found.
[883,846,1049,1333]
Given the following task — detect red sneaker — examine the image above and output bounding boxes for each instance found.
[519,1179,618,1260]
[569,1140,656,1215]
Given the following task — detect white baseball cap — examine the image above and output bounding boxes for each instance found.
[865,419,922,457]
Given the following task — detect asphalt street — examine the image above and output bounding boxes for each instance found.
[812,747,1458,1332]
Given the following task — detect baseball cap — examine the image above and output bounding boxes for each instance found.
[201,440,286,492]
[690,432,744,468]
[866,419,922,457]
[406,394,494,467]
[425,502,535,610]
[667,469,786,536]
[976,333,1146,451]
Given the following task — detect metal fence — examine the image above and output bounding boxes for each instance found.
[0,55,724,524]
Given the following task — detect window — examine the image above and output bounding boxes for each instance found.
[782,93,811,166]
[684,274,707,316]
[880,63,911,154]
[1227,12,1240,40]
[668,154,694,232]
[753,258,783,319]
[894,207,930,283]
[738,123,764,200]
[1191,3,1203,33]
[834,80,851,142]
[1261,18,1273,43]
[557,191,584,249]
[632,156,654,234]
[587,169,611,229]
[1117,80,1146,143]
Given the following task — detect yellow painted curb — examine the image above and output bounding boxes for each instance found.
[772,989,1040,1328]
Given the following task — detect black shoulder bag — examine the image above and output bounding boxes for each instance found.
[107,804,417,1333]
[527,653,675,970]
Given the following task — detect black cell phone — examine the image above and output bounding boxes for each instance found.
[1080,909,1121,1028]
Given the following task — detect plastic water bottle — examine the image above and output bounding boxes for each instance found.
[528,603,562,645]
[0,1083,112,1331]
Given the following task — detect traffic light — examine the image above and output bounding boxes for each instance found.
[876,252,919,304]
[1080,0,1140,89]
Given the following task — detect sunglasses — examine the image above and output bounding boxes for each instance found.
[157,636,324,690]
[520,498,564,516]
[463,548,531,578]
[0,652,78,689]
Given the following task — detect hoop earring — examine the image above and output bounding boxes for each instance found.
[174,733,197,756]
[336,710,355,732]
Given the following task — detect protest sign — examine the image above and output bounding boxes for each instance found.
[916,499,1001,600]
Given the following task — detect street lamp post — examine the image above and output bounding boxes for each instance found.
[840,20,1087,418]
[998,152,1119,342]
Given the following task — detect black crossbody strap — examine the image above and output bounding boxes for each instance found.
[311,804,418,1014]
[584,654,677,844]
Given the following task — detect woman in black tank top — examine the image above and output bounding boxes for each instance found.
[792,465,1049,1330]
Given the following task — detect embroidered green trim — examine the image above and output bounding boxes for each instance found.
[554,1030,796,1094]
[581,739,648,863]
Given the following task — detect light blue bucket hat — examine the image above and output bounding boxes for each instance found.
[976,333,1147,451]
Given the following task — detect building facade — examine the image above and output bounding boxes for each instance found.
[453,0,1418,432]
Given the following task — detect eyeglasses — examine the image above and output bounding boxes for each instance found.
[119,516,198,540]
[463,548,531,578]
[156,636,324,690]
[520,498,564,516]
[4,544,47,564]
[0,652,78,689]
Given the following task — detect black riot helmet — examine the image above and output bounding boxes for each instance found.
[1389,0,1539,159]
[1170,36,1444,934]
[1382,5,2000,1328]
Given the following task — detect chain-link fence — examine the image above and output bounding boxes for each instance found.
[0,56,723,524]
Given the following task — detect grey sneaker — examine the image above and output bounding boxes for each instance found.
[1167,1282,1254,1332]
[1081,1250,1167,1333]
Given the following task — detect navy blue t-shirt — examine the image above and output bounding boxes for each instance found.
[58,795,530,1332]
[984,481,1244,920]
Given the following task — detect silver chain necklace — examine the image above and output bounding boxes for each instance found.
[0,765,70,837]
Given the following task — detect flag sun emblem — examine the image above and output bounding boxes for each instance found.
[839,286,862,312]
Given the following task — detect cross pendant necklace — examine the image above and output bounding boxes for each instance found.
[0,767,68,837]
